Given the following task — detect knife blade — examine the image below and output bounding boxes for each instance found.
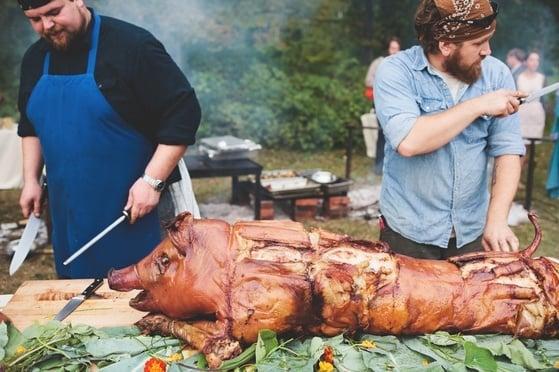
[63,210,130,266]
[520,82,559,104]
[53,278,104,321]
[9,176,47,276]
[9,215,42,276]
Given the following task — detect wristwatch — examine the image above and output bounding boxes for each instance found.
[141,173,166,192]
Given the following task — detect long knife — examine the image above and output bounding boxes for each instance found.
[9,177,47,276]
[520,81,559,104]
[53,278,104,321]
[63,210,130,266]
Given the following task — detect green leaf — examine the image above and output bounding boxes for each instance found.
[424,332,460,346]
[4,322,24,359]
[464,341,497,372]
[85,336,180,358]
[506,339,546,370]
[0,322,8,361]
[255,329,278,363]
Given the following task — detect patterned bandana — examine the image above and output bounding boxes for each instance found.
[433,0,497,42]
[17,0,52,11]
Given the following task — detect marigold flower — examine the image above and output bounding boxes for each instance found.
[318,361,334,372]
[360,340,376,349]
[321,346,334,363]
[554,360,559,369]
[144,357,167,372]
[15,345,26,355]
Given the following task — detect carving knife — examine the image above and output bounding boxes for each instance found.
[520,81,559,104]
[9,177,47,276]
[63,210,130,266]
[53,278,104,321]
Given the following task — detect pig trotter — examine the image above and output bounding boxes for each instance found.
[136,314,241,368]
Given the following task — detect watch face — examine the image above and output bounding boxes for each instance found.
[156,181,165,192]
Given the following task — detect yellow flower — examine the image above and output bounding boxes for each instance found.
[422,359,430,367]
[318,361,334,372]
[15,345,26,355]
[554,360,559,369]
[360,340,376,349]
[165,353,183,362]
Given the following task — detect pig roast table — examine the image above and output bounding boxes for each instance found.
[185,155,263,219]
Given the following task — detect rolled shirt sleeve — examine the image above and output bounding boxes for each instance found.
[373,58,420,150]
[487,68,526,158]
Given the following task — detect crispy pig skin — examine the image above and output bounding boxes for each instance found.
[108,212,559,367]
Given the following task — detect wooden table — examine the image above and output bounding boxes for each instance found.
[2,280,145,330]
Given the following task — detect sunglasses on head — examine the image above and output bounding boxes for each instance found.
[441,1,499,29]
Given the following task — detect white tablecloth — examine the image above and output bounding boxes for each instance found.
[0,128,23,189]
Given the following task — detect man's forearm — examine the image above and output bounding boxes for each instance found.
[398,97,485,156]
[22,136,44,185]
[487,155,521,225]
[144,144,188,181]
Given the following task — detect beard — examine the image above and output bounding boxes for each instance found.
[443,50,484,85]
[44,29,79,51]
[42,12,88,51]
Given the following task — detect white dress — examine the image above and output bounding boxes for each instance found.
[517,72,546,142]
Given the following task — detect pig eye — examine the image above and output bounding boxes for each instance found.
[160,254,170,267]
[156,253,171,275]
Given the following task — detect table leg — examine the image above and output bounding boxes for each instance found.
[254,172,261,220]
[231,176,240,204]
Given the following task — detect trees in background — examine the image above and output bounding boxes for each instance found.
[1,0,557,149]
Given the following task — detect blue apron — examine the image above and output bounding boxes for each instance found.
[26,13,161,278]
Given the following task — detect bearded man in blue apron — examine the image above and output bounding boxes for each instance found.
[16,0,202,278]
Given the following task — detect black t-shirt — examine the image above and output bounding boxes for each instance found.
[18,10,201,183]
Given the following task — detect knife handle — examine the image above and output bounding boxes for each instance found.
[81,278,104,298]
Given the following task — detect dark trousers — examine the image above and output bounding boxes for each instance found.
[374,128,385,175]
[379,218,483,259]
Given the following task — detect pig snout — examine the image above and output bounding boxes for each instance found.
[108,265,142,291]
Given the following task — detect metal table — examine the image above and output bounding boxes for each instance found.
[185,155,263,219]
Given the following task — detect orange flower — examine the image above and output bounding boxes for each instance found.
[321,346,334,364]
[144,357,167,372]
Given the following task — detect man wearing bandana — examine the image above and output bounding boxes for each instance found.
[374,0,526,259]
[16,0,201,278]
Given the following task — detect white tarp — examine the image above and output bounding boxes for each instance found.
[0,128,23,189]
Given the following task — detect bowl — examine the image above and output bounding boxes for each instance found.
[311,171,337,184]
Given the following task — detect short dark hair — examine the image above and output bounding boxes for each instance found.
[386,36,401,50]
[414,0,443,55]
[507,48,526,62]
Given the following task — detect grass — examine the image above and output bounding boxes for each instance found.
[0,145,557,294]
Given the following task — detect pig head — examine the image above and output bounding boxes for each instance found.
[108,213,232,319]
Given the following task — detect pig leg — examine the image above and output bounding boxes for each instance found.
[136,314,241,368]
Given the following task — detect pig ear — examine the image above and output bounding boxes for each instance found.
[166,212,194,254]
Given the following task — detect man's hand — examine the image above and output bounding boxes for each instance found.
[482,221,519,252]
[478,89,527,117]
[125,178,161,224]
[19,181,43,218]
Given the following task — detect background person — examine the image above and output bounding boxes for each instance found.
[374,0,526,259]
[506,48,526,85]
[364,36,401,175]
[16,0,201,278]
[517,51,546,143]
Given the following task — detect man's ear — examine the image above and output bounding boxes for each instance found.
[439,41,454,57]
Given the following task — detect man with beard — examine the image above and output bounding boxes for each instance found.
[373,0,526,259]
[16,0,201,278]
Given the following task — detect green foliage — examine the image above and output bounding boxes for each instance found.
[1,0,559,149]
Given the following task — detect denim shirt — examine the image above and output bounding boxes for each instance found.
[374,46,525,248]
